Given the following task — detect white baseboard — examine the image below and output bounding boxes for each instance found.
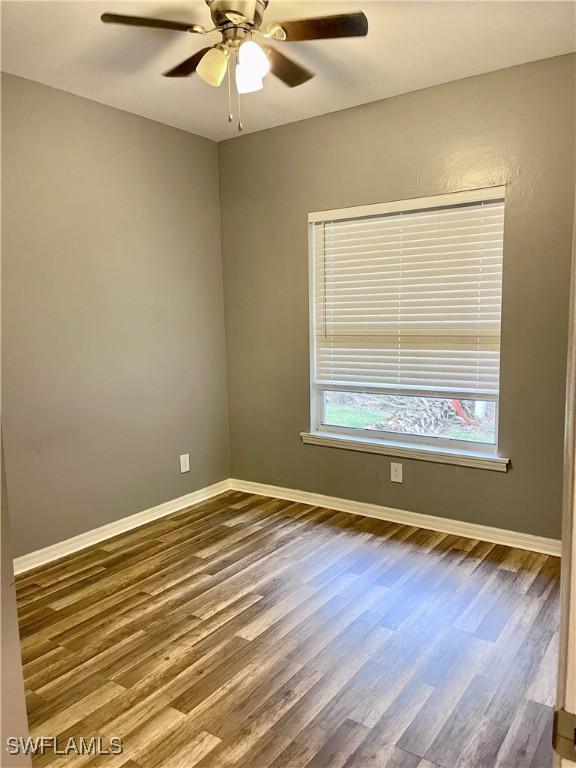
[13,479,233,575]
[230,479,562,557]
[14,476,561,575]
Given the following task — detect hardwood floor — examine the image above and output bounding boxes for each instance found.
[16,491,560,768]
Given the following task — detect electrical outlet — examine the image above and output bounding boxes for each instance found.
[179,454,190,473]
[390,462,403,483]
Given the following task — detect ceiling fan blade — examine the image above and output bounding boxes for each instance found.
[163,48,213,77]
[271,11,368,41]
[100,13,204,33]
[264,47,314,87]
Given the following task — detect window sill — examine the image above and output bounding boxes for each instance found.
[300,431,510,472]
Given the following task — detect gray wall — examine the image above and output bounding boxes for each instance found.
[219,55,576,540]
[3,56,575,555]
[2,74,230,557]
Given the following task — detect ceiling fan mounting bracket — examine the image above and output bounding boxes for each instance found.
[187,23,208,35]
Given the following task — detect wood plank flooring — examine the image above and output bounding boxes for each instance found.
[16,491,561,768]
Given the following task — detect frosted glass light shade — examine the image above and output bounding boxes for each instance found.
[235,64,263,94]
[238,41,270,79]
[197,46,228,87]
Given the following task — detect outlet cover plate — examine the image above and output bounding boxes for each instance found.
[391,462,403,483]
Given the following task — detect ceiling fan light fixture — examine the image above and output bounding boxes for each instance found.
[238,40,271,79]
[235,64,263,94]
[196,44,229,87]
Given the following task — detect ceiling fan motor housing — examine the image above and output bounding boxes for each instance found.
[206,0,269,29]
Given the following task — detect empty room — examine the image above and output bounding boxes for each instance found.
[1,1,576,767]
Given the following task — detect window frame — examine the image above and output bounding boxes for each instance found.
[306,187,508,467]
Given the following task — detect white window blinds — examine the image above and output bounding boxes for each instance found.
[310,189,505,398]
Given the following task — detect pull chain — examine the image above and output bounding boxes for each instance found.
[227,57,233,124]
[236,49,243,132]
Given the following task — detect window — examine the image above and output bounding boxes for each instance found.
[306,187,507,466]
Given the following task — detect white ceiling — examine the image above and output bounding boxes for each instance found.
[2,0,575,141]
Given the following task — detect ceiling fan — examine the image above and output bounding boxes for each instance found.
[101,1,368,129]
